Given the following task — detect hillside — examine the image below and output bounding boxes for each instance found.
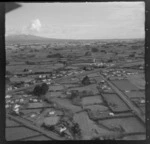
[5,34,144,45]
[5,34,66,44]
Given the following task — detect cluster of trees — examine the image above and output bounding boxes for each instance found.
[33,83,49,97]
[81,76,91,85]
[84,51,92,56]
[47,53,63,58]
[71,123,81,138]
[13,81,24,88]
[91,47,99,52]
[69,90,79,99]
[27,54,35,58]
[100,50,107,53]
[80,90,93,97]
[132,45,139,50]
[107,59,113,63]
[25,61,35,65]
[68,90,81,106]
[129,53,135,57]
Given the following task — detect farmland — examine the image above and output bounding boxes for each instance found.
[5,35,145,140]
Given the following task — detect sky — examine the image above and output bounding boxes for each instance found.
[6,2,145,39]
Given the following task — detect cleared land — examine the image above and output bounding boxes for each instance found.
[111,80,139,91]
[81,95,103,106]
[127,73,145,90]
[98,117,145,133]
[73,111,119,140]
[101,93,130,112]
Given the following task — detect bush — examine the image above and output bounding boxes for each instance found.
[91,48,99,52]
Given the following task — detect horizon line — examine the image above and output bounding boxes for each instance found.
[5,34,145,41]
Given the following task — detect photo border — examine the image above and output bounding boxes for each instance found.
[0,1,149,144]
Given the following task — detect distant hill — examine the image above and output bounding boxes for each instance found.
[5,34,62,44]
[5,34,144,45]
[5,34,102,45]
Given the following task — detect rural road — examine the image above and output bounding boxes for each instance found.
[6,60,143,94]
[98,73,145,124]
[118,60,144,68]
[6,114,66,140]
[6,67,104,94]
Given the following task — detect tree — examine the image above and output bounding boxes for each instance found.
[33,83,49,97]
[72,95,81,106]
[107,59,113,63]
[100,50,106,53]
[129,53,135,57]
[81,76,91,85]
[71,123,81,137]
[70,90,79,99]
[33,85,42,97]
[47,53,63,58]
[85,51,91,56]
[25,61,35,65]
[115,52,118,55]
[91,48,99,52]
[82,90,87,97]
[41,83,49,95]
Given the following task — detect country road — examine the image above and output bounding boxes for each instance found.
[6,68,104,94]
[6,114,66,140]
[98,73,145,124]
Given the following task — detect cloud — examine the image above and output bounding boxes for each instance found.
[6,19,42,36]
[23,19,42,34]
[29,19,42,32]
